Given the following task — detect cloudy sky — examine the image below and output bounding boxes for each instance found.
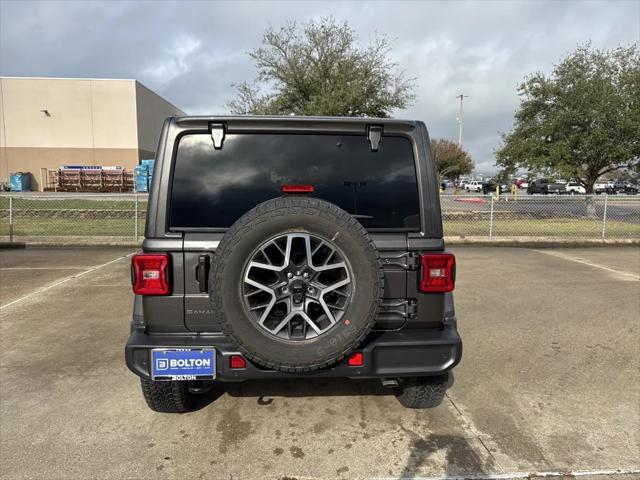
[1,0,638,173]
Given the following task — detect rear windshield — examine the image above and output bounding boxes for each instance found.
[169,133,420,230]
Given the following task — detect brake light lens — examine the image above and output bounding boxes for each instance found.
[281,184,314,193]
[419,253,455,293]
[131,253,171,295]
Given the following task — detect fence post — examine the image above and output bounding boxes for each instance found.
[8,196,13,242]
[134,194,139,240]
[601,194,608,239]
[489,195,494,240]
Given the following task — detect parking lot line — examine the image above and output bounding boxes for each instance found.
[390,469,640,480]
[0,266,89,270]
[533,249,640,281]
[388,468,640,480]
[0,252,133,310]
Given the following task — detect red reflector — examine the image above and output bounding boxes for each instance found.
[419,253,455,293]
[281,184,314,193]
[230,355,246,369]
[131,253,171,296]
[348,352,363,367]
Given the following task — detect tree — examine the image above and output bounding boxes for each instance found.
[496,43,640,193]
[430,138,474,181]
[228,17,416,117]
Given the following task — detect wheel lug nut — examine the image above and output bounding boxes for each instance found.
[282,287,288,294]
[296,270,301,276]
[307,287,315,294]
[287,272,293,279]
[303,272,309,278]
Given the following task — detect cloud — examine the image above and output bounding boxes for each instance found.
[1,0,638,173]
[141,36,201,85]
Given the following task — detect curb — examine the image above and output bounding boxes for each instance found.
[1,237,638,249]
[444,236,640,247]
[0,236,142,248]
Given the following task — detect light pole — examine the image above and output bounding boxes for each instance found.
[456,93,468,147]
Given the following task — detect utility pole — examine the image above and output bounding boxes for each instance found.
[456,93,469,147]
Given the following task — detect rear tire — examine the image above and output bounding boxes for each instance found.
[140,379,195,413]
[394,374,448,409]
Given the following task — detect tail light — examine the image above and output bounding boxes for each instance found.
[131,253,171,295]
[419,253,455,293]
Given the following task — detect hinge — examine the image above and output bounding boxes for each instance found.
[367,125,383,152]
[210,123,226,149]
[408,299,418,318]
[381,252,420,271]
[379,299,418,319]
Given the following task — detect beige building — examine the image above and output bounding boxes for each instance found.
[0,77,185,190]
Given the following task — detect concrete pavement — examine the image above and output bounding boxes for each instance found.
[0,246,638,479]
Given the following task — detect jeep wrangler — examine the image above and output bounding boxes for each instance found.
[125,116,462,413]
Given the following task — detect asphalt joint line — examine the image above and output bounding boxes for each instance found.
[445,392,505,474]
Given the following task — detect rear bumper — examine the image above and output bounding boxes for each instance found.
[125,322,462,381]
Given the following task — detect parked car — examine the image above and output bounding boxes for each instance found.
[125,116,462,413]
[594,182,615,194]
[527,178,566,195]
[613,181,638,195]
[465,180,483,192]
[441,179,454,191]
[566,182,586,195]
[482,180,509,195]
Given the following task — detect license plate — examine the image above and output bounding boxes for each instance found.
[151,348,216,380]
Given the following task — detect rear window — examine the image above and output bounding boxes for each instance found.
[169,133,420,230]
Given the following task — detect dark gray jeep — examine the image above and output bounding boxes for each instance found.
[125,116,462,413]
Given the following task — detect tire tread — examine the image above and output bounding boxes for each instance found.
[395,375,448,409]
[140,379,194,413]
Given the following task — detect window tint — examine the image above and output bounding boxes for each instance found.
[170,133,420,230]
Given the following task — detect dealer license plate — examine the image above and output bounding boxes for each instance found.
[151,348,216,380]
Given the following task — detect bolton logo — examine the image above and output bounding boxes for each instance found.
[156,358,169,371]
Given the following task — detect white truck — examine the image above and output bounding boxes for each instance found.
[465,181,483,192]
[566,182,586,194]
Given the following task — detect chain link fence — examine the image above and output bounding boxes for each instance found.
[1,193,638,243]
[441,194,640,239]
[0,194,147,241]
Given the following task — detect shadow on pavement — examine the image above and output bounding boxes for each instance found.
[222,377,392,399]
[191,377,397,410]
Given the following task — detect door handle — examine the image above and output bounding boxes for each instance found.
[196,255,210,293]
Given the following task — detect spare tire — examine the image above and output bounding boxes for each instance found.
[208,197,383,372]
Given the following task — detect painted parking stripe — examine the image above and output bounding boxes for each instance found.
[0,266,89,270]
[534,249,639,281]
[378,468,640,480]
[0,253,134,310]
